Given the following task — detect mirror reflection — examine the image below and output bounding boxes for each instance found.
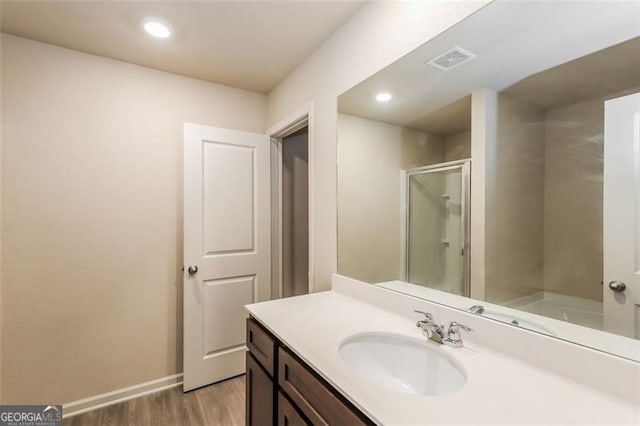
[406,159,470,296]
[337,1,640,361]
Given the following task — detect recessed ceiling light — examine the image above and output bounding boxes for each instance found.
[143,20,172,39]
[376,93,392,102]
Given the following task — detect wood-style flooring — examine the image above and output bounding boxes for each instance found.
[64,375,245,426]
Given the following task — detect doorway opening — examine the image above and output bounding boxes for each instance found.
[268,106,313,299]
[281,127,309,298]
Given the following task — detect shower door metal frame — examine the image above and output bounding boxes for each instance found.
[401,159,471,297]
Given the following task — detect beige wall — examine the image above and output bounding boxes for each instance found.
[268,1,490,290]
[0,34,266,404]
[486,94,545,304]
[445,130,471,161]
[337,114,444,283]
[543,97,605,302]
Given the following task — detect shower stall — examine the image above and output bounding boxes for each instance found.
[403,160,471,296]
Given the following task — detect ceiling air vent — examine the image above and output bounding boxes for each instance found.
[426,47,476,71]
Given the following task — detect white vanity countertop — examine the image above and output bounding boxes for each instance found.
[246,290,640,425]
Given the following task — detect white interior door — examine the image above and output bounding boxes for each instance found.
[603,93,640,338]
[183,123,270,391]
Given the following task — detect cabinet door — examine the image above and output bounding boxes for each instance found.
[278,391,310,426]
[246,352,274,426]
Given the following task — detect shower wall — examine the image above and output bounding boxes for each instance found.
[486,94,546,304]
[542,98,604,302]
[491,89,640,305]
[337,113,445,283]
[542,88,640,302]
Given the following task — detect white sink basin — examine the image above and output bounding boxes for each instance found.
[339,333,466,395]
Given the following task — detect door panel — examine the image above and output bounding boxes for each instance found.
[603,93,640,338]
[184,123,270,391]
[203,142,255,253]
[203,276,255,354]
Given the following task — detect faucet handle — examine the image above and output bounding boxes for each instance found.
[414,310,433,321]
[445,321,472,347]
[449,321,472,333]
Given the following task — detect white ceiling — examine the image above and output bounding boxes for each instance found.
[338,0,640,132]
[0,0,364,94]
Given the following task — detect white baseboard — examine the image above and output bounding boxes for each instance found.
[62,373,183,418]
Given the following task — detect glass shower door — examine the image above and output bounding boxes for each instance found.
[406,161,470,296]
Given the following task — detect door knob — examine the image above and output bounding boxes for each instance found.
[608,280,626,292]
[187,265,198,276]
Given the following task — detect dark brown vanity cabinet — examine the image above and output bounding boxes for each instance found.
[246,317,373,426]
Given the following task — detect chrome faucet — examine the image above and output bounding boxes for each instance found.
[414,310,445,343]
[414,310,472,348]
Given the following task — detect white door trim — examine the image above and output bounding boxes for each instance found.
[267,103,315,298]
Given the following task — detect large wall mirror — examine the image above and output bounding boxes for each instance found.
[337,0,640,361]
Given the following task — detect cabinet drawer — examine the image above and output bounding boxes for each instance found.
[278,391,310,426]
[246,317,277,376]
[278,347,370,426]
